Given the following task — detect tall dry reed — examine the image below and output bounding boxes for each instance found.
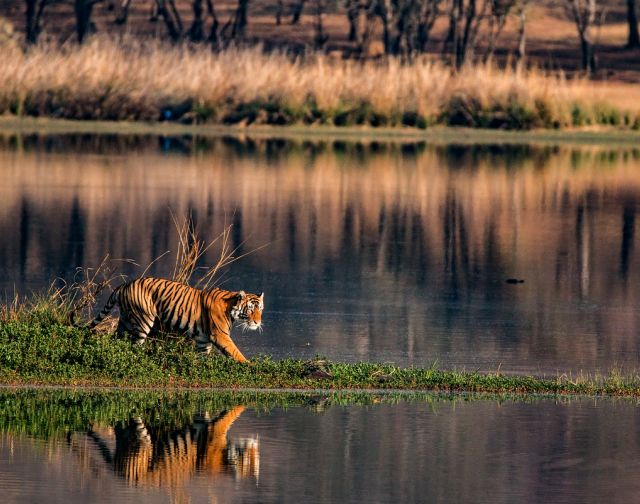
[0,37,636,129]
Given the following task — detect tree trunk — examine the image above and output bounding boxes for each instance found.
[516,4,526,65]
[579,32,596,74]
[25,0,39,44]
[313,0,328,49]
[627,0,640,48]
[232,0,250,39]
[565,0,597,75]
[456,0,477,69]
[346,0,359,42]
[417,0,440,53]
[115,0,131,24]
[156,0,182,41]
[371,0,390,53]
[291,0,306,24]
[188,0,205,41]
[442,0,459,54]
[74,0,94,43]
[205,0,220,45]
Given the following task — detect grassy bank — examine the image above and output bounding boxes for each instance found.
[2,305,640,396]
[4,116,640,146]
[1,38,638,130]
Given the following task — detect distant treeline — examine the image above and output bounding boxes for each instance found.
[17,0,640,73]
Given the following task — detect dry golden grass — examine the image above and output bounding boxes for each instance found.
[0,37,636,129]
[171,212,262,290]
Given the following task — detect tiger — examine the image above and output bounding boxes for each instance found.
[88,277,263,363]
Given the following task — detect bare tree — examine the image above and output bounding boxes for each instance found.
[74,0,97,43]
[25,0,48,43]
[114,0,131,24]
[275,0,284,24]
[313,0,328,49]
[230,0,250,39]
[345,0,360,41]
[114,0,159,24]
[627,0,639,48]
[416,0,442,51]
[446,0,490,68]
[205,0,221,44]
[367,0,442,56]
[188,0,205,40]
[291,0,307,23]
[564,0,598,74]
[155,0,183,41]
[515,0,529,66]
[483,0,516,62]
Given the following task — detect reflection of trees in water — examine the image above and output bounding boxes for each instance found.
[435,144,559,171]
[65,197,85,271]
[4,141,639,294]
[620,205,635,280]
[4,136,640,369]
[19,198,29,280]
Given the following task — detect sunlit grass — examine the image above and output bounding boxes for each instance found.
[0,37,637,130]
[2,301,640,395]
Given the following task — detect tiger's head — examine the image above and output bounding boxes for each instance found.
[230,291,264,331]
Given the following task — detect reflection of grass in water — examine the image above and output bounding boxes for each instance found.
[2,118,640,146]
[0,387,616,441]
[2,309,640,396]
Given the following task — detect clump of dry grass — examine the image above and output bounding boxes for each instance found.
[0,37,636,130]
[0,255,125,328]
[0,212,263,330]
[171,212,261,290]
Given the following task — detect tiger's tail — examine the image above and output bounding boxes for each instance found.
[87,285,122,329]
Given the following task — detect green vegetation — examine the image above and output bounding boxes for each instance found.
[0,388,578,442]
[0,389,324,440]
[2,302,640,396]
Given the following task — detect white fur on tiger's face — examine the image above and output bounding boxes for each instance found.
[231,291,264,332]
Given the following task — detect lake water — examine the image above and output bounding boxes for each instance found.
[3,132,640,503]
[1,389,640,504]
[2,133,640,374]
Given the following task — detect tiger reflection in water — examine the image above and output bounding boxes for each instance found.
[86,406,259,488]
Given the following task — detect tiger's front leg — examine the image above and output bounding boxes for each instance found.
[212,333,248,363]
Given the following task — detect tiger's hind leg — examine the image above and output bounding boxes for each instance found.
[116,319,128,339]
[131,319,154,345]
[194,331,213,355]
[123,312,155,345]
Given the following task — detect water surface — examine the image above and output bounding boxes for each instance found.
[2,134,640,373]
[1,389,640,504]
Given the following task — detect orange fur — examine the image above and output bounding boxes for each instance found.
[89,278,263,362]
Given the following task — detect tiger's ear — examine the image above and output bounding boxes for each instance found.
[259,292,264,301]
[237,290,246,300]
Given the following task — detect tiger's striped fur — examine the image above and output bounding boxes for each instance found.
[89,278,263,362]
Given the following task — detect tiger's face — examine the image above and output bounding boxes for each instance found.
[231,291,264,331]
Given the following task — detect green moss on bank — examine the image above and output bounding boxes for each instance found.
[2,317,640,396]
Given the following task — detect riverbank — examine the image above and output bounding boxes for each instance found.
[2,38,639,131]
[3,116,640,147]
[2,316,640,396]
